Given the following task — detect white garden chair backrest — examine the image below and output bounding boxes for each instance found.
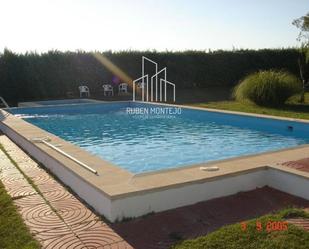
[78,86,89,92]
[137,82,145,88]
[102,84,113,91]
[119,83,128,91]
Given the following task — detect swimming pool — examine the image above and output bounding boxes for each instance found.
[9,102,309,173]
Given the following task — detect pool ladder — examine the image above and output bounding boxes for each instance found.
[0,97,9,108]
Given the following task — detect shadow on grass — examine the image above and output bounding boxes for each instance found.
[281,103,309,114]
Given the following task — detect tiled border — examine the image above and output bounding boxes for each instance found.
[0,134,133,248]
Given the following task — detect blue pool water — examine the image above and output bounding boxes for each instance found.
[10,102,309,173]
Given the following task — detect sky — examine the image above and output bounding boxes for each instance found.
[0,0,308,53]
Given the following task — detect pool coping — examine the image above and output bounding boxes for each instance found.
[17,98,104,107]
[143,101,309,124]
[1,101,308,221]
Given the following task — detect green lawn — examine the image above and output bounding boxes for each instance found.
[191,93,309,120]
[172,209,309,249]
[0,180,40,249]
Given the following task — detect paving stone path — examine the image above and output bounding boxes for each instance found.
[0,135,133,249]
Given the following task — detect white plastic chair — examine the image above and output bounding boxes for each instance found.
[118,83,128,95]
[78,85,90,98]
[102,84,114,96]
[137,82,145,89]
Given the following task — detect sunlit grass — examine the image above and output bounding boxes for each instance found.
[192,93,309,120]
[0,180,40,249]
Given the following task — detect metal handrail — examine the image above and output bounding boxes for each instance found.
[0,97,9,108]
[30,137,98,175]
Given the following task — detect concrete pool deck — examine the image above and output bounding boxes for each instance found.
[0,104,308,222]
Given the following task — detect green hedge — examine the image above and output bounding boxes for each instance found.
[0,49,301,104]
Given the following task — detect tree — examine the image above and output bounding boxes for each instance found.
[293,13,309,45]
[293,12,309,102]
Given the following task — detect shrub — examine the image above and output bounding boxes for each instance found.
[233,70,302,106]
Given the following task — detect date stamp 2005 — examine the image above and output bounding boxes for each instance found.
[241,220,288,232]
